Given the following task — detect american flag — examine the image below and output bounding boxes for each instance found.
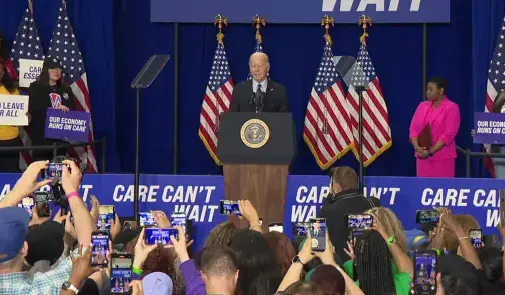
[10,6,45,170]
[46,3,97,172]
[198,38,234,165]
[484,16,505,177]
[346,44,392,167]
[303,40,354,169]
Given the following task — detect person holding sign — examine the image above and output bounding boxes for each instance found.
[27,57,75,161]
[0,60,22,172]
[409,77,461,177]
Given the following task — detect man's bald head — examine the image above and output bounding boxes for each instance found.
[249,52,269,82]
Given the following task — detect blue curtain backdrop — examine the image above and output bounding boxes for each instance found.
[0,0,503,177]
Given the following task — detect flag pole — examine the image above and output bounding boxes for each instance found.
[213,14,228,133]
[357,15,371,192]
[321,15,334,135]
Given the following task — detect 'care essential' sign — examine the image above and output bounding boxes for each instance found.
[19,59,43,88]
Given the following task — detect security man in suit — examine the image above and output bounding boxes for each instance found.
[229,52,289,113]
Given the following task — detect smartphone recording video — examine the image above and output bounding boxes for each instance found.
[416,210,439,224]
[91,232,110,267]
[309,218,326,252]
[41,163,64,180]
[469,229,483,248]
[171,212,187,233]
[413,250,437,295]
[347,214,373,238]
[35,192,51,218]
[219,200,241,216]
[138,212,156,227]
[97,205,115,231]
[111,253,132,295]
[144,228,178,245]
[292,222,309,236]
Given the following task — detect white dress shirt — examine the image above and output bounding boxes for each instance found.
[252,79,268,93]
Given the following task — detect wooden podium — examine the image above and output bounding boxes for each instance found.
[217,112,296,229]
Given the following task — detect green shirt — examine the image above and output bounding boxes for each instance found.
[343,260,411,295]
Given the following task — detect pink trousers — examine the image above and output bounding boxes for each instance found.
[416,158,455,178]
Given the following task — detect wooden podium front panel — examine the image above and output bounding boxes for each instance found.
[223,164,288,230]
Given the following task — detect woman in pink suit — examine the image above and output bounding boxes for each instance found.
[409,77,461,177]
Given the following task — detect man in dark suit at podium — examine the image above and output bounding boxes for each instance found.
[229,52,290,113]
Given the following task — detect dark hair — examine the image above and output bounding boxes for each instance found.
[310,265,345,295]
[230,229,281,295]
[354,230,396,295]
[441,275,478,295]
[284,281,324,295]
[0,61,16,94]
[330,166,358,191]
[428,77,447,94]
[37,64,70,90]
[200,246,238,276]
[263,231,297,278]
[477,246,503,282]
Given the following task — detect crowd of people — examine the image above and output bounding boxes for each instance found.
[0,162,503,295]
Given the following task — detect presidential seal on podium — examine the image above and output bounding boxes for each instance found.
[240,119,270,148]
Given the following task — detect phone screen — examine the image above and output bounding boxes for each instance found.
[91,232,110,267]
[144,228,178,245]
[138,212,156,227]
[469,229,483,248]
[309,218,326,252]
[21,197,34,218]
[268,223,283,233]
[416,210,439,224]
[41,163,64,180]
[97,205,115,231]
[347,214,373,238]
[219,200,241,216]
[111,254,132,295]
[414,251,437,295]
[171,212,187,233]
[293,222,309,236]
[35,192,51,218]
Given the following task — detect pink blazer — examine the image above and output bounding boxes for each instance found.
[409,97,461,160]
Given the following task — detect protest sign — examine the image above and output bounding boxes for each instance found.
[473,112,505,144]
[0,95,29,126]
[45,109,90,142]
[19,59,43,88]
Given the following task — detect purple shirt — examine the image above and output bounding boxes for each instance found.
[180,259,206,295]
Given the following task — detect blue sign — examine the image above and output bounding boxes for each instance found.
[45,109,90,142]
[0,173,499,250]
[473,112,505,144]
[151,0,450,24]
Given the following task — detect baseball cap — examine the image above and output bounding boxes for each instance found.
[44,57,62,69]
[142,272,173,295]
[26,221,65,266]
[0,207,30,263]
[405,229,429,250]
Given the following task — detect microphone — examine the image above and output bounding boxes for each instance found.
[249,92,255,106]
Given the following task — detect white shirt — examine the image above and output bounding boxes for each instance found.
[252,79,267,93]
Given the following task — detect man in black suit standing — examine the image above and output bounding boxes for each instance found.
[229,52,289,112]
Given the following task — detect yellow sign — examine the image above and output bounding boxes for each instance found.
[240,119,270,148]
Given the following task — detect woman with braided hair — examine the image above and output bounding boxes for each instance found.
[343,214,413,295]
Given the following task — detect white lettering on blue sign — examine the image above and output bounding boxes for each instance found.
[364,187,400,205]
[322,0,422,12]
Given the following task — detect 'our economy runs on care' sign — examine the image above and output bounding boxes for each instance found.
[151,0,450,23]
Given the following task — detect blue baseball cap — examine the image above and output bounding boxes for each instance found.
[405,229,429,250]
[0,207,30,263]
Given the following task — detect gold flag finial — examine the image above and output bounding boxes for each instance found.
[321,15,335,45]
[252,15,266,44]
[358,15,372,46]
[213,15,228,45]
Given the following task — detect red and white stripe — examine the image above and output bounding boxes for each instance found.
[68,73,97,172]
[346,77,392,166]
[198,79,234,165]
[303,81,354,169]
[484,79,499,177]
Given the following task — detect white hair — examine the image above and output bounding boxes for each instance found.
[249,52,270,69]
